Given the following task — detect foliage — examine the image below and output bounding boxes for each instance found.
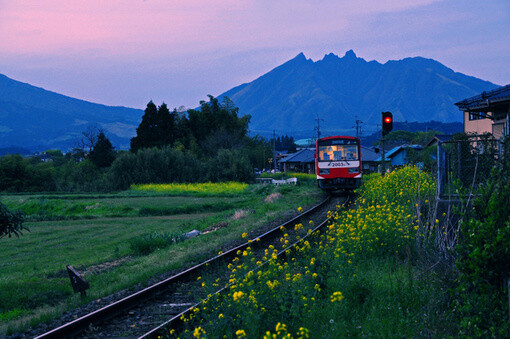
[130,96,251,158]
[0,97,271,193]
[187,96,251,157]
[0,202,27,239]
[270,135,297,152]
[454,136,510,337]
[406,145,437,173]
[107,147,203,190]
[179,167,445,338]
[0,182,321,335]
[205,149,254,183]
[131,181,248,196]
[129,231,186,256]
[108,147,254,190]
[89,131,116,168]
[0,154,56,192]
[373,130,439,148]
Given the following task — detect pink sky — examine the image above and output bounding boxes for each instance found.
[1,0,509,108]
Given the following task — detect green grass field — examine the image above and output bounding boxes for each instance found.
[0,182,322,335]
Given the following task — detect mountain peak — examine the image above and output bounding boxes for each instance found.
[343,49,357,59]
[322,53,340,62]
[293,52,307,61]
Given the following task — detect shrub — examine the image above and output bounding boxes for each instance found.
[454,137,510,337]
[0,202,27,239]
[129,232,186,256]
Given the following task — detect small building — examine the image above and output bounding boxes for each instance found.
[426,134,454,147]
[360,146,379,172]
[455,84,510,139]
[279,148,315,173]
[375,145,423,167]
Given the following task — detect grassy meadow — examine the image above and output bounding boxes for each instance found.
[0,181,322,335]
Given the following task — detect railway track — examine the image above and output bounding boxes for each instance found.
[34,193,351,339]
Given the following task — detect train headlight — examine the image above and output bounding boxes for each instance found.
[348,167,359,173]
[319,169,330,175]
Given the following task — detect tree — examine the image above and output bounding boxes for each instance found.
[130,101,159,152]
[0,202,27,240]
[89,131,116,168]
[0,154,29,192]
[186,96,251,156]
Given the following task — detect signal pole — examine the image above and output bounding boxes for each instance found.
[381,136,386,177]
[381,112,393,177]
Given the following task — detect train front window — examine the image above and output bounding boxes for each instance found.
[318,143,359,161]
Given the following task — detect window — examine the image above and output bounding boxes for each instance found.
[468,112,487,121]
[318,145,359,161]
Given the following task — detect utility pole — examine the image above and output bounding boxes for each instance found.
[314,115,324,141]
[272,130,276,173]
[353,117,363,139]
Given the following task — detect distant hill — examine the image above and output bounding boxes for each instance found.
[0,74,143,152]
[362,121,463,147]
[0,51,498,152]
[218,50,498,139]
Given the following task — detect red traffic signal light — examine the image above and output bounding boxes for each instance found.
[382,111,393,136]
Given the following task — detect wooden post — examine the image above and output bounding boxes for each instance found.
[66,265,90,297]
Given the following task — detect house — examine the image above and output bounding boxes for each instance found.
[426,134,454,147]
[360,146,379,172]
[279,148,315,173]
[375,145,423,167]
[455,84,510,139]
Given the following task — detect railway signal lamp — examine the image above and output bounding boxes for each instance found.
[382,111,393,136]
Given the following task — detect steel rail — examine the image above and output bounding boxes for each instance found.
[139,193,351,339]
[35,195,331,339]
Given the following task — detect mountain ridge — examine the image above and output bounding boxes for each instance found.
[0,74,143,151]
[218,50,498,138]
[0,51,500,150]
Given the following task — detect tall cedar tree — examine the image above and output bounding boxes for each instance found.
[89,131,116,168]
[131,101,178,152]
[130,101,159,152]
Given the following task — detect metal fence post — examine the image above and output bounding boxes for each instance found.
[458,142,462,184]
[438,142,444,197]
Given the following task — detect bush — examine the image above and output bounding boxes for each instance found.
[0,202,27,239]
[454,137,510,337]
[206,149,254,183]
[108,147,203,190]
[129,232,186,256]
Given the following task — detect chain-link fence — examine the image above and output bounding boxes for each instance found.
[437,136,502,197]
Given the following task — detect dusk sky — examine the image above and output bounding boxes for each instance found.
[1,0,509,109]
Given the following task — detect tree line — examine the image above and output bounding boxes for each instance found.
[0,96,273,192]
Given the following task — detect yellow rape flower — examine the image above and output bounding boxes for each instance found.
[330,291,344,302]
[193,326,206,338]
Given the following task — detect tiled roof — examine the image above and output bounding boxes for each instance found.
[455,84,510,111]
[360,146,379,161]
[375,145,422,162]
[279,149,315,163]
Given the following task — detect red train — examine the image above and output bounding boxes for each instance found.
[315,136,362,191]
